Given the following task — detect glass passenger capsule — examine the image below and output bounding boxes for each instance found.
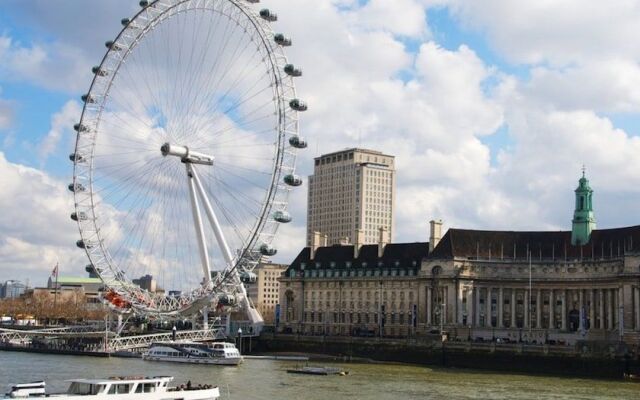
[289,99,308,111]
[259,243,278,256]
[92,66,108,76]
[240,271,257,283]
[121,18,130,26]
[284,174,303,187]
[76,239,94,249]
[81,94,95,103]
[259,9,277,21]
[274,33,292,46]
[273,210,292,223]
[69,153,86,163]
[218,294,237,306]
[289,135,308,149]
[70,211,88,221]
[73,123,89,132]
[284,64,302,77]
[105,41,123,51]
[68,183,86,193]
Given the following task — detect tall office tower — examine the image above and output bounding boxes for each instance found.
[307,148,395,246]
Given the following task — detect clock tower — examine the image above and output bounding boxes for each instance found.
[571,168,596,246]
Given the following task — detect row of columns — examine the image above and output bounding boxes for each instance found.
[429,285,633,331]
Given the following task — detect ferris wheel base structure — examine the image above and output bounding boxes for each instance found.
[70,0,308,324]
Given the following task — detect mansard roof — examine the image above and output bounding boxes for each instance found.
[287,242,429,271]
[429,225,640,260]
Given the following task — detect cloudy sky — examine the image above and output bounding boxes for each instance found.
[1,0,640,289]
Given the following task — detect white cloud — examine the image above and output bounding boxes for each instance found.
[348,0,431,38]
[0,151,87,285]
[0,99,14,131]
[37,100,81,165]
[448,0,640,66]
[523,61,640,113]
[0,35,92,93]
[0,86,15,132]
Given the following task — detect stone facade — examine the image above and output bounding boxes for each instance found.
[279,226,640,346]
[279,239,427,337]
[424,227,640,346]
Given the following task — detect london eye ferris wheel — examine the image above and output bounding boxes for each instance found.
[69,0,307,323]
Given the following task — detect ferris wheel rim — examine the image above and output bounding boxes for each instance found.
[71,0,301,316]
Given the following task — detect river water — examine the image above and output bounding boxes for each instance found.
[0,352,638,399]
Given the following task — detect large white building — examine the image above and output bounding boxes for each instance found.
[307,148,395,246]
[280,174,640,347]
[245,262,287,324]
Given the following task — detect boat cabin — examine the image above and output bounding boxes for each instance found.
[65,377,172,396]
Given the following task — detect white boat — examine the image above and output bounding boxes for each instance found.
[143,341,243,366]
[4,376,219,400]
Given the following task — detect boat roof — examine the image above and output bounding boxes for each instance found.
[65,377,173,385]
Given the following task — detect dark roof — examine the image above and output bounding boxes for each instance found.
[429,225,640,260]
[287,242,429,271]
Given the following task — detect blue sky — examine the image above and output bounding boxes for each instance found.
[2,0,640,288]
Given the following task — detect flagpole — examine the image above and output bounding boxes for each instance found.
[54,262,59,314]
[528,251,532,335]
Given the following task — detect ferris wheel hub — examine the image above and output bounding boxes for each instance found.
[160,142,214,165]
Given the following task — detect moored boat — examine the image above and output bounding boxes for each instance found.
[143,341,242,366]
[286,366,348,376]
[4,376,219,400]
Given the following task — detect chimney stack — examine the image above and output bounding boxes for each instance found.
[322,233,328,247]
[354,228,365,259]
[429,219,443,252]
[378,227,389,258]
[310,231,323,260]
[339,236,350,246]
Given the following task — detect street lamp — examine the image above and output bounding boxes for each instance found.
[237,327,243,355]
[434,303,445,341]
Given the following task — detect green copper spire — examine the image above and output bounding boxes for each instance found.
[571,167,596,245]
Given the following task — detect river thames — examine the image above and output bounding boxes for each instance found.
[0,352,638,399]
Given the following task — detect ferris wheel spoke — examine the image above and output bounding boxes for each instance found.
[193,115,276,150]
[200,55,270,127]
[214,159,272,176]
[189,60,271,142]
[207,173,251,251]
[175,11,218,134]
[201,166,264,220]
[182,12,252,135]
[187,41,266,138]
[104,161,172,271]
[92,157,162,201]
[98,112,160,149]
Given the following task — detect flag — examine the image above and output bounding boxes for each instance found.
[51,263,58,277]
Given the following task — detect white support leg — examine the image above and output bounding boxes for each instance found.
[186,163,212,283]
[190,165,234,266]
[191,165,264,329]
